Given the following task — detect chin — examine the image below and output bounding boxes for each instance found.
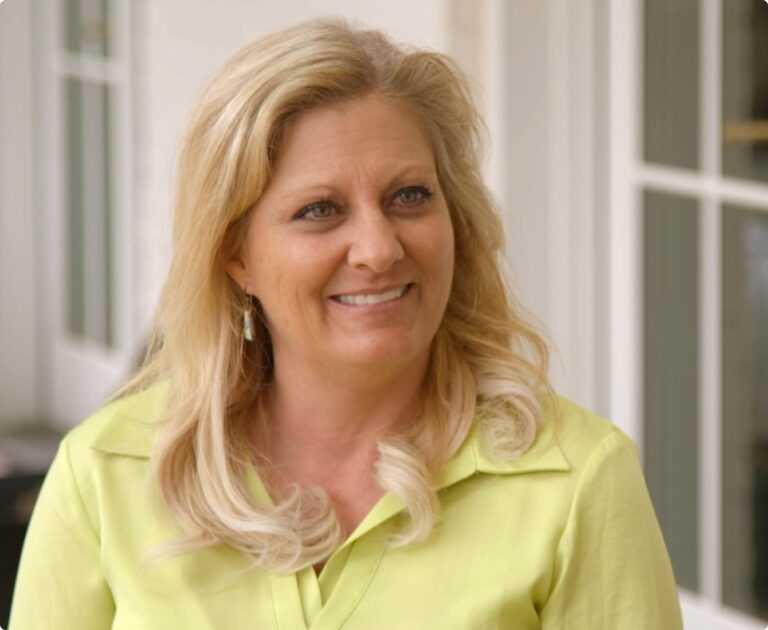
[340,338,429,372]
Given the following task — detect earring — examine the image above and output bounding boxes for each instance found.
[242,289,255,342]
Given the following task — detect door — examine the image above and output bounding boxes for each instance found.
[36,0,136,430]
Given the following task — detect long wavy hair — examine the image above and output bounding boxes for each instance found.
[117,19,554,572]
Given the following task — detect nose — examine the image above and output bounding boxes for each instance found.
[346,208,405,272]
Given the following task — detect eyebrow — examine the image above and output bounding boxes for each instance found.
[274,162,439,201]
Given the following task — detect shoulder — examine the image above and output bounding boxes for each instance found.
[26,383,167,545]
[460,395,637,485]
[532,396,653,526]
[542,395,638,475]
[486,394,643,493]
[63,381,167,468]
[535,399,683,626]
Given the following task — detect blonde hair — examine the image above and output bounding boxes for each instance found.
[118,19,553,572]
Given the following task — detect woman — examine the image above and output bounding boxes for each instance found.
[10,19,682,629]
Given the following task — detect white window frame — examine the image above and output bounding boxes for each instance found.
[609,0,768,627]
[451,0,604,414]
[35,0,136,430]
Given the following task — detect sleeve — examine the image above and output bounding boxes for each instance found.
[9,435,116,630]
[539,430,683,630]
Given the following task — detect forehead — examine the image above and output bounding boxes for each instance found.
[269,95,436,186]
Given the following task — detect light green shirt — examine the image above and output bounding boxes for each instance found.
[10,387,683,629]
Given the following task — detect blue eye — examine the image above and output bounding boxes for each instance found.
[393,186,433,206]
[296,200,337,221]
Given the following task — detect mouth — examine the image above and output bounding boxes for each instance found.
[331,283,412,306]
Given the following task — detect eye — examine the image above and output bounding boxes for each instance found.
[392,186,433,207]
[296,199,338,221]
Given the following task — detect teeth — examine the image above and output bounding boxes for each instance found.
[336,285,408,306]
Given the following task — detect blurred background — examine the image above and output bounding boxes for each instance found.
[0,0,767,628]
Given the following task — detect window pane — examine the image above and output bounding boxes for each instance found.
[66,78,85,339]
[643,190,700,592]
[722,1,768,184]
[643,0,700,170]
[64,0,111,57]
[64,0,82,55]
[722,205,768,620]
[65,78,114,347]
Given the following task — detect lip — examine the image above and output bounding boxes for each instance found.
[329,283,414,307]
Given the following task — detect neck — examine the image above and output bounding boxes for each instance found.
[257,351,430,480]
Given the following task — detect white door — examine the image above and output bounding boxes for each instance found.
[36,0,136,430]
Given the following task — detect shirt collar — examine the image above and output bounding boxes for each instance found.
[437,412,570,490]
[91,385,571,483]
[90,383,165,458]
[345,411,570,548]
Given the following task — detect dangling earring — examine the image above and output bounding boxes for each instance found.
[242,289,255,342]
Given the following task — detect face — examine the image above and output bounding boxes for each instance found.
[227,94,455,380]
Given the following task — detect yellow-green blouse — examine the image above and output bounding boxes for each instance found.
[10,387,683,629]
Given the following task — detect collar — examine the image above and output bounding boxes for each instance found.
[345,408,570,549]
[436,411,570,490]
[91,385,571,484]
[90,383,166,458]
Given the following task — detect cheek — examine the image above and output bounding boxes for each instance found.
[435,222,456,307]
[252,245,334,307]
[427,216,456,277]
[406,218,455,298]
[443,223,456,270]
[247,247,283,306]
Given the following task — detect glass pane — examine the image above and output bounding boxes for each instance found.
[722,205,768,621]
[643,0,700,170]
[643,190,700,592]
[64,0,111,57]
[722,1,768,184]
[65,78,114,347]
[66,79,86,339]
[64,0,82,54]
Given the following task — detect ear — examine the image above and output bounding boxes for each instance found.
[221,252,252,294]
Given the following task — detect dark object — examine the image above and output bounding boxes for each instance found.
[0,474,45,628]
[0,427,60,628]
[753,438,768,614]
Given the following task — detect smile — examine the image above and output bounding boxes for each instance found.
[332,284,410,306]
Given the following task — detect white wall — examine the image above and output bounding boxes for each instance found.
[0,0,36,425]
[482,1,603,412]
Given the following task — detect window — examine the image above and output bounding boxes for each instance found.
[638,0,768,625]
[38,0,135,427]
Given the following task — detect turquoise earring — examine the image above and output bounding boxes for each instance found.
[242,290,255,342]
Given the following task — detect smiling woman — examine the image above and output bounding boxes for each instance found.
[228,95,454,387]
[10,19,683,630]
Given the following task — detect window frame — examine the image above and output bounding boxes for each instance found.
[610,0,768,627]
[36,0,136,429]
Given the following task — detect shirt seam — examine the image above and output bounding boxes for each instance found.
[540,428,626,609]
[268,577,282,630]
[335,543,387,629]
[63,434,104,542]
